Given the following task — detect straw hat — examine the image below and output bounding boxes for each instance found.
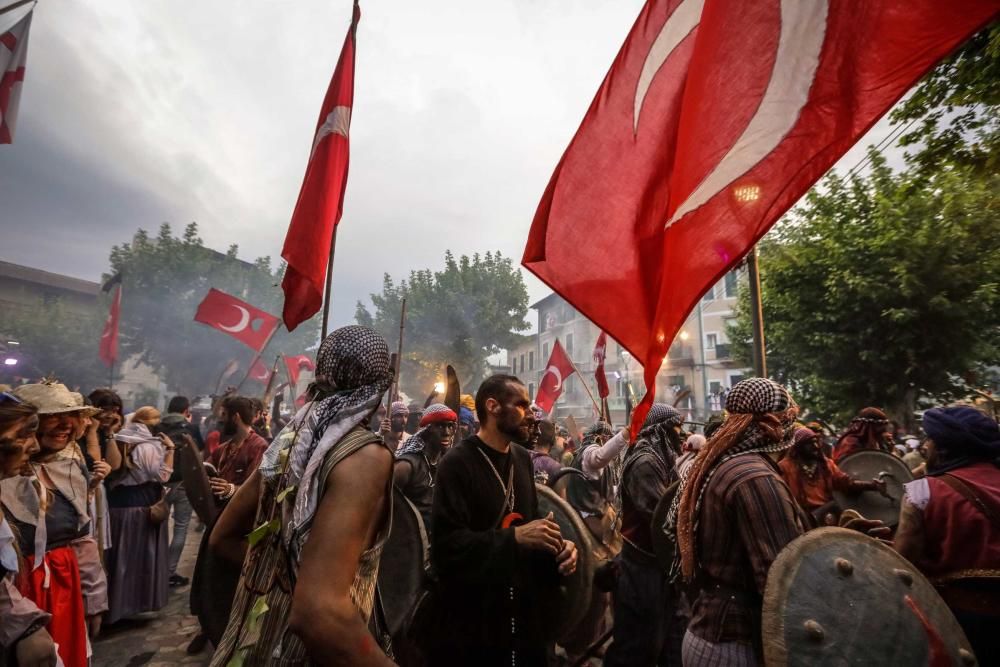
[13,381,101,417]
[131,406,161,426]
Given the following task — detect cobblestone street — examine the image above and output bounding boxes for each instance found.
[92,524,211,666]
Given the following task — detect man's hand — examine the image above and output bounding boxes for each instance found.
[556,539,577,576]
[90,460,111,486]
[871,477,888,495]
[839,510,892,540]
[379,418,392,437]
[513,512,562,554]
[106,412,123,434]
[86,613,102,638]
[15,627,57,667]
[210,477,235,499]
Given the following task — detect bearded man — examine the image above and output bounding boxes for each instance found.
[779,427,884,525]
[669,378,804,666]
[895,406,1000,664]
[393,403,457,529]
[380,401,412,452]
[429,374,577,666]
[604,404,686,667]
[204,396,269,502]
[832,407,891,461]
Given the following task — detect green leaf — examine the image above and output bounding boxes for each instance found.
[247,519,280,548]
[276,485,297,504]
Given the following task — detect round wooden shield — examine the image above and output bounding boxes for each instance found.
[650,480,680,571]
[763,527,977,667]
[378,486,429,637]
[177,443,219,525]
[536,483,596,642]
[833,450,913,526]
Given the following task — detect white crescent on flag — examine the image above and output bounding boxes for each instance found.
[542,365,563,392]
[311,105,351,158]
[218,306,251,333]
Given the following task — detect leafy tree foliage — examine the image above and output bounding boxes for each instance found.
[355,251,530,398]
[729,153,1000,427]
[108,223,321,396]
[2,298,111,391]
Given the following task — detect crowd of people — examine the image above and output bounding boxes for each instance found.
[0,324,997,666]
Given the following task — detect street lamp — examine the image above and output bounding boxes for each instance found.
[3,358,17,366]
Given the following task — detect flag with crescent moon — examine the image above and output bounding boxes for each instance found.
[280,1,360,331]
[283,354,316,387]
[193,288,280,351]
[523,0,998,433]
[535,339,576,413]
[0,3,33,145]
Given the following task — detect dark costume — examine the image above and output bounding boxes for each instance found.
[832,407,890,461]
[668,378,804,666]
[900,406,1000,664]
[604,405,686,667]
[779,427,874,521]
[395,404,456,530]
[429,435,560,666]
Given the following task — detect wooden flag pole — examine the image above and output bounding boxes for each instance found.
[0,0,34,17]
[747,245,767,378]
[393,298,407,401]
[564,352,602,417]
[234,325,282,393]
[320,227,340,340]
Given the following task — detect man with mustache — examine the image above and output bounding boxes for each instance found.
[429,374,577,666]
[205,396,269,502]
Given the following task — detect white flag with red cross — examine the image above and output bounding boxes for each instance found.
[0,4,33,145]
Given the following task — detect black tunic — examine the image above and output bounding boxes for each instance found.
[396,451,436,530]
[430,436,559,665]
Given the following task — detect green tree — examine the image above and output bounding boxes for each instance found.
[108,223,321,396]
[729,153,1000,427]
[1,297,112,391]
[355,251,531,398]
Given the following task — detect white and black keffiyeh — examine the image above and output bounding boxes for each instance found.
[260,325,392,556]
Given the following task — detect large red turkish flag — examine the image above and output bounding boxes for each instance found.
[194,288,280,351]
[523,0,998,431]
[283,354,315,386]
[280,1,360,331]
[534,340,576,413]
[98,285,122,367]
[0,6,32,145]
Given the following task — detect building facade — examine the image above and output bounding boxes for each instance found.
[508,269,751,426]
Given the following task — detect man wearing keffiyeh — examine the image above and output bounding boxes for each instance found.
[394,403,457,529]
[669,378,804,667]
[379,400,413,453]
[209,325,397,666]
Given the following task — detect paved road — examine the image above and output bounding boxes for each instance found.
[92,523,212,666]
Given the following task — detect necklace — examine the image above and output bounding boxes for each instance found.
[477,446,515,514]
[421,452,438,488]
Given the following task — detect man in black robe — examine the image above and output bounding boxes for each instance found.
[429,374,578,666]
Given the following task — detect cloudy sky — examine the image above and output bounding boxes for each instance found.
[1,0,896,329]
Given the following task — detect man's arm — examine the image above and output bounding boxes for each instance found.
[733,474,803,594]
[392,459,413,489]
[287,443,395,666]
[626,454,669,516]
[895,494,926,564]
[209,469,262,566]
[580,430,629,477]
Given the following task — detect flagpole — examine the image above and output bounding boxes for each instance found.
[234,324,282,393]
[108,360,113,391]
[320,228,340,339]
[393,298,406,401]
[0,0,34,17]
[564,353,602,417]
[746,245,767,377]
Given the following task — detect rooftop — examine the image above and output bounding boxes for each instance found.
[0,260,101,296]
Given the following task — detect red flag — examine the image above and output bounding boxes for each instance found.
[524,0,998,432]
[0,6,32,144]
[280,2,360,331]
[98,285,122,367]
[535,340,576,413]
[248,358,273,384]
[194,288,280,351]
[593,332,610,399]
[283,354,316,386]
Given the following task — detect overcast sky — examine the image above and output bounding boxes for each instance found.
[1,0,898,329]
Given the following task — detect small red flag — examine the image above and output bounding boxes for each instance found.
[248,358,274,384]
[283,354,316,387]
[280,2,360,331]
[593,332,610,399]
[535,340,576,413]
[194,288,280,351]
[0,7,32,145]
[98,285,122,367]
[524,0,998,433]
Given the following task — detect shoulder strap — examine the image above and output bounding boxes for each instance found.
[319,427,386,484]
[939,473,1000,531]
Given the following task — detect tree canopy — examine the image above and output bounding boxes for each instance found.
[108,223,321,396]
[355,250,530,398]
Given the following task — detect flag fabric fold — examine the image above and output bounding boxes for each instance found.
[194,288,280,352]
[593,332,610,399]
[280,1,360,331]
[534,340,576,414]
[0,4,32,145]
[522,0,999,434]
[283,354,316,387]
[98,285,121,367]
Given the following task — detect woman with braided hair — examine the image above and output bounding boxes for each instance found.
[669,378,804,667]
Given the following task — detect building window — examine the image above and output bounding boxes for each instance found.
[705,333,718,349]
[616,378,626,398]
[724,271,738,298]
[520,355,525,374]
[728,372,746,387]
[542,342,549,363]
[528,383,535,400]
[702,285,715,302]
[529,351,534,370]
[666,374,685,389]
[565,333,574,357]
[566,376,575,396]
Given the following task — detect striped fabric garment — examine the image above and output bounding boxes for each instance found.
[681,629,757,667]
